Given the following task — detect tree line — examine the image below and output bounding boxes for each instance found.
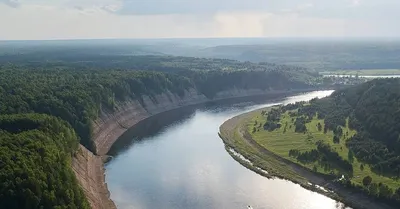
[289,141,353,175]
[296,78,400,204]
[0,114,89,209]
[0,55,319,208]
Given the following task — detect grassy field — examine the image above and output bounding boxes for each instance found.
[219,107,398,209]
[248,109,400,190]
[320,69,400,76]
[218,107,340,199]
[219,108,307,183]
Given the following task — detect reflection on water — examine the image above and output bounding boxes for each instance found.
[106,90,351,209]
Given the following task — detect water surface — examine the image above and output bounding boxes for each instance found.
[106,90,350,209]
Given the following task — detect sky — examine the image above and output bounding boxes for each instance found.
[0,0,399,40]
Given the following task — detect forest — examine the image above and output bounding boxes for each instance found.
[0,114,89,209]
[0,56,318,151]
[0,55,320,208]
[282,78,400,204]
[299,79,400,178]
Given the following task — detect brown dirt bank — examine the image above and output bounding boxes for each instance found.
[71,87,321,209]
[72,145,117,209]
[219,108,395,209]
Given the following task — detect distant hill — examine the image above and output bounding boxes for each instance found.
[2,39,400,72]
[195,41,400,71]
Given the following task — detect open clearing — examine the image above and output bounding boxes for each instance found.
[219,106,396,209]
[248,109,400,190]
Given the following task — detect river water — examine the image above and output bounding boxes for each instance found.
[106,90,350,209]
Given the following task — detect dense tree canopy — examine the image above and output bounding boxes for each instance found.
[0,68,194,151]
[294,78,400,204]
[0,55,320,208]
[316,79,400,177]
[0,114,89,209]
[298,79,400,174]
[0,56,317,151]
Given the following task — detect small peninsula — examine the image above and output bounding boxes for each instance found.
[220,78,400,209]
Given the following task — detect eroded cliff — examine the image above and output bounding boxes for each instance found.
[72,145,117,209]
[71,87,295,209]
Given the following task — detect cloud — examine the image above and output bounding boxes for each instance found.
[110,0,400,23]
[110,0,359,16]
[114,0,299,15]
[0,0,399,40]
[101,4,122,13]
[351,0,361,6]
[0,0,122,11]
[64,0,123,13]
[279,3,313,14]
[0,0,19,8]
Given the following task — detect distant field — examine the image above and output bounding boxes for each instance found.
[320,69,400,76]
[248,110,400,190]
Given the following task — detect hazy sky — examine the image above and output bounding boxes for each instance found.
[0,0,399,40]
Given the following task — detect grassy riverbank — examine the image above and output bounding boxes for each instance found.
[219,106,395,209]
[219,107,308,183]
[248,111,400,190]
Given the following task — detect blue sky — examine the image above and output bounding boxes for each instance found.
[0,0,399,40]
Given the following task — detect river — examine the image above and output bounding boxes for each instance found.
[105,90,350,209]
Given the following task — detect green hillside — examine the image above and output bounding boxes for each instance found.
[0,114,89,209]
[248,78,400,205]
[0,58,318,151]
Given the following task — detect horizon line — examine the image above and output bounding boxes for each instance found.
[1,36,400,42]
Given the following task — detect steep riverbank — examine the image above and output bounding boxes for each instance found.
[72,145,117,209]
[72,88,316,209]
[219,107,395,209]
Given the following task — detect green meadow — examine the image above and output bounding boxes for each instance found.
[248,109,400,190]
